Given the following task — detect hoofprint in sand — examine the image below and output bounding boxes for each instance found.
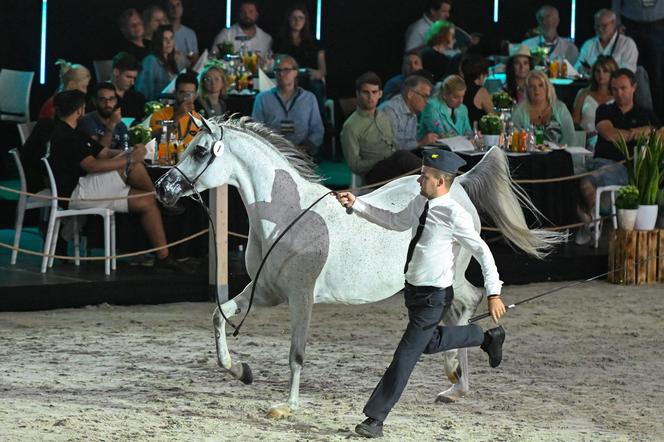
[0,281,662,441]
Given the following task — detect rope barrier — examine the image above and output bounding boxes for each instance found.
[0,185,156,202]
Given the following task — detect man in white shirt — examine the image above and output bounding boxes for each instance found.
[522,5,578,64]
[575,9,638,75]
[404,0,452,53]
[211,0,273,57]
[336,149,506,439]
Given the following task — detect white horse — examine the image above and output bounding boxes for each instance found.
[156,116,563,418]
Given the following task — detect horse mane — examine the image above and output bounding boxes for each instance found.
[216,115,322,183]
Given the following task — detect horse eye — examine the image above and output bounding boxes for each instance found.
[194,144,208,160]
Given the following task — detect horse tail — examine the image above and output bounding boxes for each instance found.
[457,146,566,259]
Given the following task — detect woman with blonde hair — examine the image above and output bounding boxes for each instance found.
[418,74,471,138]
[195,64,227,118]
[511,70,575,146]
[420,20,460,82]
[38,59,91,119]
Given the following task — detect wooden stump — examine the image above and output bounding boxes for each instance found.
[608,229,664,284]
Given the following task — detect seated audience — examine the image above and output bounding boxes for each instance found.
[78,83,129,150]
[459,54,493,126]
[117,8,150,62]
[511,70,575,146]
[252,55,324,156]
[273,4,327,115]
[19,118,56,193]
[149,71,202,146]
[211,0,272,57]
[575,9,638,76]
[341,72,421,184]
[420,20,460,82]
[48,90,181,269]
[381,52,423,104]
[379,75,437,151]
[164,0,198,65]
[576,68,662,243]
[142,5,169,43]
[195,63,227,118]
[521,5,578,64]
[418,74,471,138]
[404,0,451,53]
[504,45,533,105]
[572,56,618,146]
[136,25,189,101]
[39,60,91,119]
[111,52,146,122]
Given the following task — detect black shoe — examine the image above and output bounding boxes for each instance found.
[153,256,196,274]
[355,417,384,438]
[481,326,505,368]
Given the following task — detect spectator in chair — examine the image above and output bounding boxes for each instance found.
[420,20,461,82]
[111,52,146,122]
[78,83,129,150]
[419,74,471,139]
[194,64,227,119]
[163,0,198,65]
[379,74,438,152]
[136,25,189,101]
[252,54,324,156]
[142,5,169,43]
[211,0,272,58]
[504,45,533,105]
[149,71,202,147]
[521,5,578,64]
[39,60,91,119]
[117,8,150,62]
[404,0,453,53]
[381,52,423,104]
[459,54,493,127]
[341,72,421,185]
[48,90,183,271]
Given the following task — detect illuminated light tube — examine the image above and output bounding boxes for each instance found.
[493,0,499,23]
[570,0,577,40]
[40,0,48,84]
[316,0,322,40]
[226,0,232,29]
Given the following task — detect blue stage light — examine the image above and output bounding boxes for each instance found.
[316,0,322,40]
[40,0,48,84]
[493,0,499,23]
[570,0,577,40]
[226,0,232,29]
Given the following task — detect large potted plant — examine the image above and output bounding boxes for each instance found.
[478,113,503,148]
[615,185,639,231]
[615,131,664,230]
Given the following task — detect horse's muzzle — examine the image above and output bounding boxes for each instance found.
[155,170,188,207]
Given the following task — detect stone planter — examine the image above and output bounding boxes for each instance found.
[617,208,638,231]
[635,204,659,230]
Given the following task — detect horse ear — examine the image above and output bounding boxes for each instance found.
[188,112,202,129]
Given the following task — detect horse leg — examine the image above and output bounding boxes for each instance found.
[212,284,253,384]
[267,291,313,419]
[436,281,481,403]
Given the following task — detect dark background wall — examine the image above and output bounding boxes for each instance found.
[1,0,608,120]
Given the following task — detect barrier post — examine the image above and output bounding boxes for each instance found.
[209,185,229,302]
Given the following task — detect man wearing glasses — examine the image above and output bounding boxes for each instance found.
[252,54,324,156]
[79,83,128,150]
[379,75,438,153]
[149,71,202,146]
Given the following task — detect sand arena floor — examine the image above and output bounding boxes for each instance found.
[1,281,662,441]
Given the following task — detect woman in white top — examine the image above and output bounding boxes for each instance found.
[572,56,618,147]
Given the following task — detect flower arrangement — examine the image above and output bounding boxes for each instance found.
[478,114,504,135]
[128,125,152,146]
[615,185,639,210]
[492,91,513,110]
[144,100,165,116]
[614,131,664,205]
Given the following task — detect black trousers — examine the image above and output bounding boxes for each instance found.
[363,284,484,422]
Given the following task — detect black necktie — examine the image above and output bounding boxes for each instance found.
[450,108,456,124]
[404,201,429,274]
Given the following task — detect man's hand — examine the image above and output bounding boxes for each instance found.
[335,191,356,209]
[108,106,122,128]
[131,144,147,162]
[418,132,439,147]
[488,296,506,323]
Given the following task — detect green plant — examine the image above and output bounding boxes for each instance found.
[478,114,504,135]
[128,125,152,146]
[614,131,664,205]
[492,91,513,110]
[144,100,165,116]
[615,185,639,209]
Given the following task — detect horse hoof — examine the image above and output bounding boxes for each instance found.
[435,385,467,404]
[446,365,462,384]
[239,362,253,385]
[266,404,292,419]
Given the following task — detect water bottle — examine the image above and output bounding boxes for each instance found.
[122,132,130,151]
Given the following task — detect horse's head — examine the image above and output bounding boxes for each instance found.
[155,115,227,207]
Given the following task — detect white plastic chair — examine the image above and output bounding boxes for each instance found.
[92,59,113,82]
[594,185,620,248]
[0,69,34,123]
[18,121,37,145]
[41,156,116,275]
[9,149,51,265]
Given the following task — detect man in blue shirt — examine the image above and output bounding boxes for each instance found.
[252,54,324,156]
[78,83,128,150]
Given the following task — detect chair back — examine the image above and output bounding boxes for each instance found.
[0,69,34,123]
[9,148,28,194]
[41,153,61,211]
[93,59,113,82]
[18,121,37,145]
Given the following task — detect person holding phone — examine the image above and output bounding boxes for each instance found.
[149,71,202,147]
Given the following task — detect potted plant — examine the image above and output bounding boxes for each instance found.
[615,185,639,231]
[614,131,664,230]
[478,114,503,148]
[492,91,513,111]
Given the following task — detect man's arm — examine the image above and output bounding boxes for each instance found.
[596,119,635,142]
[336,191,417,232]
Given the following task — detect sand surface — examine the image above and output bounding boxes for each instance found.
[1,281,663,441]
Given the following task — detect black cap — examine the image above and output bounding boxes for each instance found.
[422,149,466,174]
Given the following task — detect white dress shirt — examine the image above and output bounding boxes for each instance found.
[353,193,503,295]
[211,24,273,56]
[575,32,638,73]
[522,35,579,64]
